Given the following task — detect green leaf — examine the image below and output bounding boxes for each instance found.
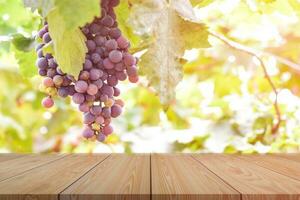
[47,8,88,78]
[12,46,37,78]
[11,33,35,52]
[115,0,142,49]
[54,0,101,29]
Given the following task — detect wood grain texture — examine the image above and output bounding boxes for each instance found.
[151,154,240,200]
[0,154,67,181]
[60,154,150,200]
[273,154,300,163]
[193,154,300,200]
[238,154,300,182]
[0,154,24,162]
[0,154,109,200]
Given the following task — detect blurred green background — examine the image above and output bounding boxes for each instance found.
[0,0,300,153]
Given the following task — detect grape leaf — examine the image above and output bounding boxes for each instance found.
[47,8,88,78]
[131,0,210,104]
[12,46,37,78]
[54,0,101,30]
[11,34,36,52]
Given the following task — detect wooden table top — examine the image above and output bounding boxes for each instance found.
[0,154,299,200]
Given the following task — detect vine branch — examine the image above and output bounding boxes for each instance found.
[209,31,282,134]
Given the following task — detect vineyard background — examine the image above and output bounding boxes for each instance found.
[0,0,300,153]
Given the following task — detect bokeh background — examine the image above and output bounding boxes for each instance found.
[0,0,300,153]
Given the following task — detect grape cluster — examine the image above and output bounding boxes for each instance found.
[36,0,139,142]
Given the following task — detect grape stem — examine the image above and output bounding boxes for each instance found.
[209,31,284,134]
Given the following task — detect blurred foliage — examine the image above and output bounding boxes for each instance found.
[0,0,300,153]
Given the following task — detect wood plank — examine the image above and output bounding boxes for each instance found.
[193,154,300,200]
[61,154,150,200]
[238,154,300,182]
[151,154,240,200]
[0,154,109,200]
[272,154,300,163]
[0,154,25,162]
[0,154,67,181]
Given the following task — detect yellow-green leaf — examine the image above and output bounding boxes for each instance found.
[47,8,87,78]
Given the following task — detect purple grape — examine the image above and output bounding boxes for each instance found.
[103,58,114,69]
[84,59,93,70]
[103,125,113,136]
[116,71,127,81]
[113,87,120,97]
[85,94,96,102]
[43,32,51,43]
[79,71,90,81]
[96,133,106,142]
[109,50,122,63]
[117,36,129,49]
[83,112,95,124]
[58,87,69,98]
[127,65,138,76]
[86,40,96,52]
[72,93,85,104]
[36,57,48,69]
[93,79,103,89]
[90,69,103,80]
[101,15,114,27]
[75,80,88,93]
[123,53,136,66]
[101,85,114,97]
[111,104,122,118]
[91,53,101,64]
[107,75,118,86]
[42,96,54,108]
[82,127,94,139]
[101,107,111,118]
[79,103,90,113]
[90,105,102,116]
[87,84,98,95]
[109,28,121,39]
[94,35,106,46]
[90,23,101,34]
[48,58,57,68]
[105,39,118,51]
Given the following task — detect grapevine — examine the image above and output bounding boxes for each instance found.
[36,0,139,142]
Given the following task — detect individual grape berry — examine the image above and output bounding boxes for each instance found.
[111,104,122,118]
[86,40,96,52]
[79,71,90,81]
[90,105,102,116]
[75,80,88,93]
[95,115,105,124]
[79,103,90,113]
[47,68,56,78]
[86,94,96,102]
[116,71,127,81]
[104,98,114,107]
[96,133,106,142]
[109,50,122,63]
[105,39,118,51]
[83,112,95,124]
[58,87,69,98]
[103,58,114,69]
[43,77,54,88]
[53,75,64,87]
[93,79,103,89]
[36,57,48,69]
[42,96,54,108]
[109,28,121,39]
[48,58,58,68]
[87,84,98,96]
[113,87,120,96]
[82,127,95,139]
[101,107,111,118]
[72,93,85,104]
[43,32,51,43]
[84,59,93,70]
[91,53,101,64]
[123,53,136,66]
[101,15,114,27]
[90,69,103,81]
[101,85,114,97]
[94,35,106,46]
[128,75,139,83]
[127,65,138,76]
[117,36,129,49]
[103,125,113,136]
